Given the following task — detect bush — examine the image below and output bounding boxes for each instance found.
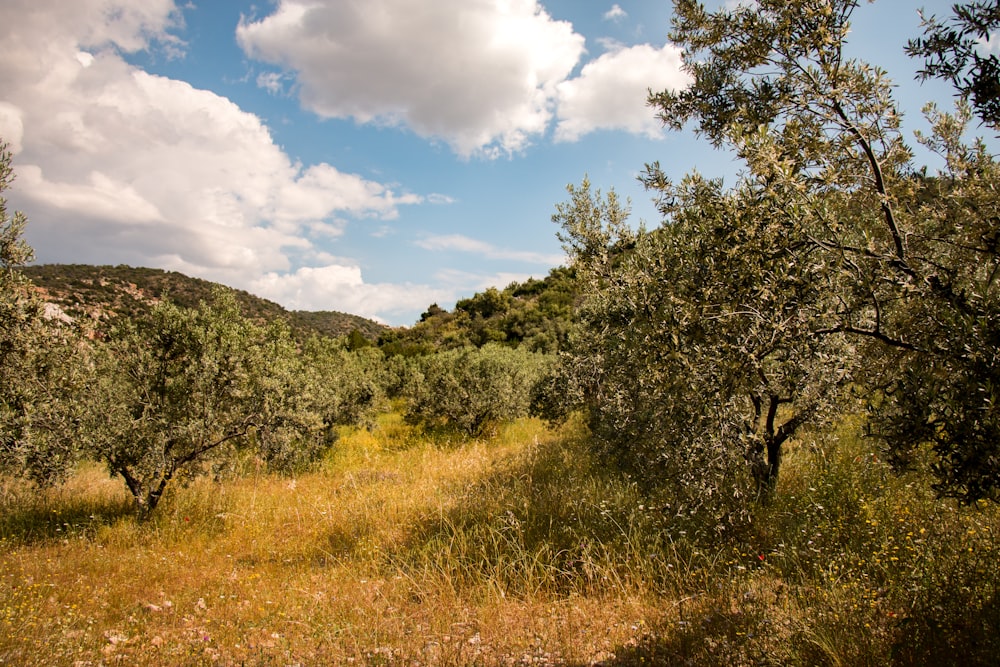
[404,344,552,436]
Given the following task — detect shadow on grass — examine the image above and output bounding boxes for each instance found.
[890,589,1000,667]
[384,422,678,598]
[562,586,1000,667]
[0,492,136,545]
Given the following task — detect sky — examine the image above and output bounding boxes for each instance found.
[0,0,982,326]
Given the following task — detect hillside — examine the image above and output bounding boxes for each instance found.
[378,266,579,356]
[21,264,387,342]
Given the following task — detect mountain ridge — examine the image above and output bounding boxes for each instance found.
[21,264,389,342]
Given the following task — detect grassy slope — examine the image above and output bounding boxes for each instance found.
[1,414,997,665]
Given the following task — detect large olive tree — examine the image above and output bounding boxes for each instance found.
[652,0,1000,503]
[552,0,1000,508]
[550,174,850,534]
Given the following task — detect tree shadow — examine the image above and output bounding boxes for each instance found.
[891,590,1000,667]
[564,607,790,667]
[0,491,136,545]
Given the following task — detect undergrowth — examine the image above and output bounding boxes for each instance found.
[0,412,996,665]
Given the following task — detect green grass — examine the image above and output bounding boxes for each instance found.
[0,412,996,665]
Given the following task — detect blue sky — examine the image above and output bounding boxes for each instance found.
[0,0,980,326]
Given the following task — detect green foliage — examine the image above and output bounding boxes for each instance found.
[907,0,1000,127]
[345,328,372,351]
[0,142,90,487]
[550,177,845,530]
[0,324,91,487]
[404,344,552,436]
[380,268,577,354]
[634,0,1000,505]
[89,290,332,515]
[860,105,1000,503]
[300,336,388,430]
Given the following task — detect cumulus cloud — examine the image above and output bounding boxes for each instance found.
[555,43,691,142]
[0,0,433,322]
[236,0,586,158]
[250,264,453,323]
[603,4,628,22]
[0,103,25,154]
[417,234,564,266]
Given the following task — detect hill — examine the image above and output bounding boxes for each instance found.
[377,265,578,356]
[21,264,387,342]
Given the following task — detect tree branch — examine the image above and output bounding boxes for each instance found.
[829,99,910,269]
[815,324,919,351]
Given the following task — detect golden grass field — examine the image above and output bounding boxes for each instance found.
[1,413,997,665]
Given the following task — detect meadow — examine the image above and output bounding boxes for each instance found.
[1,411,997,666]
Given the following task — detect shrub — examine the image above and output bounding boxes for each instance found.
[405,344,552,436]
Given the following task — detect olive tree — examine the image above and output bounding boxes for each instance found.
[544,0,997,506]
[0,142,90,486]
[405,344,552,436]
[299,336,387,431]
[549,174,852,535]
[650,0,1000,503]
[91,291,329,515]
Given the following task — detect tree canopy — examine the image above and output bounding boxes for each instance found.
[548,0,1000,506]
[907,0,1000,127]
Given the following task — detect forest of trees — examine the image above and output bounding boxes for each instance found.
[3,0,1000,525]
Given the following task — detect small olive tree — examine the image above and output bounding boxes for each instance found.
[299,335,388,431]
[405,344,551,436]
[91,290,328,515]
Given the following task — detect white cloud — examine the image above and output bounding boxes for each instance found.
[256,71,287,95]
[426,193,457,206]
[434,268,539,295]
[0,103,25,153]
[979,32,1000,55]
[417,233,564,266]
[251,264,451,323]
[251,262,538,323]
[0,0,428,323]
[597,37,627,52]
[603,4,627,22]
[555,43,691,142]
[235,0,586,158]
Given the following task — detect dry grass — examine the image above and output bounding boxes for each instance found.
[0,416,666,665]
[1,412,998,665]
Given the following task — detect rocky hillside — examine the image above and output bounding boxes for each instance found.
[21,264,388,342]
